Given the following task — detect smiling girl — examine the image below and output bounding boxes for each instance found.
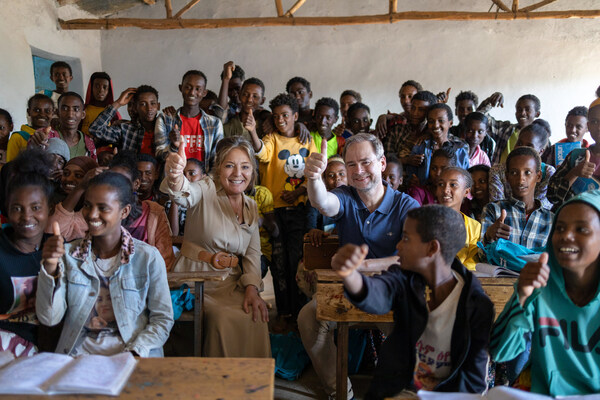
[0,153,53,356]
[491,190,600,396]
[37,172,173,357]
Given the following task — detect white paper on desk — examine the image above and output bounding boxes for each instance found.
[557,395,600,400]
[487,386,552,399]
[45,352,137,395]
[417,390,482,399]
[0,352,72,394]
[0,351,15,369]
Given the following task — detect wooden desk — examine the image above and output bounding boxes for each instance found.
[0,357,274,400]
[168,271,229,356]
[315,274,516,398]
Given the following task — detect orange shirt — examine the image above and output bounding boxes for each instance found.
[180,114,204,161]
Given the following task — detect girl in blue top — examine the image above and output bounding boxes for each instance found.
[490,190,600,396]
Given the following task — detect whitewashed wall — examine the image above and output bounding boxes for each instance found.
[0,0,102,128]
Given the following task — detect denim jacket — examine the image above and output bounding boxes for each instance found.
[36,227,174,358]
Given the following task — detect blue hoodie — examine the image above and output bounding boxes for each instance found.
[490,190,600,396]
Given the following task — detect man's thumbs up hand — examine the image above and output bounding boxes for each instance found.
[305,138,329,181]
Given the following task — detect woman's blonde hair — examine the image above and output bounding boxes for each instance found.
[213,136,257,193]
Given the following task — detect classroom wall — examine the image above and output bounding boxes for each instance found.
[0,0,101,128]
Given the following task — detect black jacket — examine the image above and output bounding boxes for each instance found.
[347,259,494,400]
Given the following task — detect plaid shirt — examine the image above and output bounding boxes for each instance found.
[481,198,553,249]
[477,103,518,164]
[547,147,594,206]
[489,162,555,210]
[157,109,224,173]
[88,105,172,160]
[384,118,428,157]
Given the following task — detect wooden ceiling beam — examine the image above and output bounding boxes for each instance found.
[491,0,511,12]
[275,0,284,17]
[165,0,172,18]
[389,0,398,14]
[59,9,600,30]
[174,0,202,19]
[512,0,519,13]
[284,0,307,17]
[520,0,557,12]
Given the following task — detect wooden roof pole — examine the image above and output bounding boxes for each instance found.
[512,0,519,13]
[165,0,172,18]
[284,0,307,17]
[520,0,557,12]
[275,0,283,17]
[59,10,600,30]
[491,0,511,12]
[389,0,398,14]
[174,0,201,19]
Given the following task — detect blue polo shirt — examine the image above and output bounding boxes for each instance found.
[331,182,419,259]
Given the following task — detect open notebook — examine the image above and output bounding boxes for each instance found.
[0,352,137,396]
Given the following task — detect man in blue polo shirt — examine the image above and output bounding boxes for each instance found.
[298,133,419,400]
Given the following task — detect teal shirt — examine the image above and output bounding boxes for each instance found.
[490,190,600,396]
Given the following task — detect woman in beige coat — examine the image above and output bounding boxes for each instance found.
[161,137,270,357]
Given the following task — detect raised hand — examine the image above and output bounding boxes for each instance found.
[332,244,368,278]
[304,136,328,180]
[517,252,550,306]
[436,88,452,104]
[166,141,187,188]
[42,222,65,276]
[243,111,256,134]
[488,92,504,108]
[375,114,390,139]
[486,209,511,241]
[162,106,177,117]
[222,61,235,81]
[169,124,181,149]
[573,150,596,179]
[30,126,51,148]
[114,88,137,108]
[296,122,312,145]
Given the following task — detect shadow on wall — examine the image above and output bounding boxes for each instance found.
[30,46,83,95]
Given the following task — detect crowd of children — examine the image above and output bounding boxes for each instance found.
[0,59,599,399]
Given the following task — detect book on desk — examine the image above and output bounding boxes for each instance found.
[0,351,136,396]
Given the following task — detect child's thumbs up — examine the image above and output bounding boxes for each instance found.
[538,252,549,267]
[178,139,186,160]
[498,209,507,224]
[585,149,591,162]
[52,221,61,237]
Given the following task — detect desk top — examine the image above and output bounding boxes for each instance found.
[316,282,394,323]
[0,357,274,400]
[168,270,229,284]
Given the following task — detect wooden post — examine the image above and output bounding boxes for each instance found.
[174,0,202,19]
[275,0,283,17]
[512,0,519,13]
[491,0,511,12]
[284,0,307,17]
[336,323,349,400]
[520,0,556,12]
[389,0,397,14]
[59,10,600,30]
[165,0,172,18]
[194,281,204,357]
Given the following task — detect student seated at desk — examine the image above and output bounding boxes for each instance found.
[333,205,494,399]
[37,172,174,357]
[490,190,600,396]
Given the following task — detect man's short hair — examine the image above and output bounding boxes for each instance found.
[50,61,72,76]
[400,80,423,92]
[340,90,362,102]
[566,106,588,122]
[455,90,479,107]
[269,93,299,114]
[432,147,457,167]
[428,103,453,122]
[518,94,541,112]
[134,85,159,102]
[242,77,266,96]
[506,146,542,172]
[137,153,158,167]
[286,77,311,93]
[343,133,384,160]
[407,205,466,265]
[347,102,371,118]
[412,90,438,105]
[57,91,84,108]
[464,111,489,127]
[315,97,339,117]
[182,70,208,85]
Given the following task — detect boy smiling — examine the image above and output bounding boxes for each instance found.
[310,97,344,158]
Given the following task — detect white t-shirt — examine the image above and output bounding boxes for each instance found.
[413,272,464,391]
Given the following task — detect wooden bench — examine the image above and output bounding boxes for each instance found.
[167,270,229,356]
[315,270,516,399]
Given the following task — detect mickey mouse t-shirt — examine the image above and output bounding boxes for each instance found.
[256,133,318,208]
